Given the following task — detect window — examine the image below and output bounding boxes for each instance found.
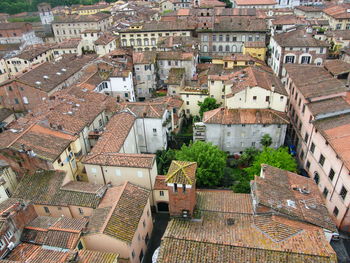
[143,220,146,228]
[182,184,186,193]
[253,96,257,101]
[314,172,319,184]
[212,35,216,41]
[5,230,13,239]
[319,154,325,166]
[14,98,19,104]
[0,239,4,250]
[310,142,315,153]
[219,35,223,41]
[323,187,329,198]
[226,35,230,41]
[347,24,350,30]
[132,250,135,259]
[333,206,339,217]
[300,150,304,160]
[78,208,84,214]
[306,160,310,170]
[186,101,189,105]
[212,45,217,52]
[329,168,335,181]
[153,128,157,133]
[304,132,309,143]
[265,96,270,102]
[301,56,311,64]
[124,93,128,98]
[44,206,50,214]
[336,24,342,30]
[137,171,143,178]
[252,142,256,147]
[174,183,178,192]
[8,86,12,91]
[340,186,348,200]
[159,190,164,196]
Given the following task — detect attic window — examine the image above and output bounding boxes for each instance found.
[226,218,235,226]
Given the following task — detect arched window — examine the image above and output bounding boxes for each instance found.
[232,45,237,52]
[203,45,208,52]
[212,45,217,52]
[218,45,223,52]
[225,45,230,52]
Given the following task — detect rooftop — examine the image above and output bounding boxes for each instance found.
[208,17,268,32]
[165,161,197,185]
[13,170,106,208]
[284,64,347,99]
[323,3,350,19]
[203,108,289,125]
[324,59,350,76]
[53,12,111,23]
[234,0,276,5]
[252,164,337,231]
[273,28,329,47]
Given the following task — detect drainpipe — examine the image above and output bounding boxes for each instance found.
[330,162,344,201]
[142,117,148,153]
[99,166,107,185]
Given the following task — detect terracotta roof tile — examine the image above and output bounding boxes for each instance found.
[165,161,197,185]
[324,59,350,76]
[103,182,150,243]
[203,108,289,125]
[273,28,329,47]
[154,175,167,190]
[235,0,276,5]
[77,250,119,263]
[251,165,337,231]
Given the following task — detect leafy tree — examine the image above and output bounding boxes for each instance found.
[175,141,227,187]
[231,168,251,193]
[238,147,260,167]
[197,97,220,118]
[260,134,273,147]
[156,149,176,175]
[218,0,233,8]
[244,147,297,178]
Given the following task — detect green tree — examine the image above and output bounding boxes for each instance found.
[260,134,272,147]
[244,147,297,178]
[175,141,227,187]
[156,149,176,175]
[231,168,251,193]
[238,147,260,167]
[197,97,220,118]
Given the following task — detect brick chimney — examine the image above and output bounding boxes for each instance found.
[165,161,197,218]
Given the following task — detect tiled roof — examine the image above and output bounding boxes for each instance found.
[15,44,53,61]
[90,111,135,154]
[0,22,31,30]
[9,124,75,162]
[83,153,155,168]
[157,51,194,61]
[273,28,329,47]
[203,108,289,125]
[121,20,196,32]
[45,230,81,249]
[324,59,350,76]
[124,102,167,118]
[235,0,276,5]
[54,12,111,23]
[53,38,82,49]
[154,175,167,190]
[271,15,306,25]
[252,165,337,231]
[165,68,186,85]
[285,64,347,99]
[14,55,96,93]
[148,96,183,109]
[7,243,70,263]
[307,96,350,118]
[165,161,197,185]
[326,30,350,40]
[13,170,106,208]
[103,182,150,244]
[323,4,350,19]
[196,190,253,214]
[133,51,157,64]
[95,33,116,45]
[157,211,336,263]
[0,198,19,213]
[77,250,119,263]
[295,5,325,12]
[226,66,287,96]
[87,207,112,234]
[210,17,268,32]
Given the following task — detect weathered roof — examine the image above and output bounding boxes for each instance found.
[13,170,106,208]
[165,161,197,185]
[83,153,155,168]
[95,33,116,45]
[203,108,289,125]
[252,164,337,232]
[323,3,350,19]
[133,51,157,64]
[13,55,95,93]
[324,59,350,76]
[158,211,337,263]
[157,51,194,61]
[307,96,350,118]
[235,0,276,5]
[54,12,111,23]
[124,103,167,118]
[121,20,196,32]
[226,66,287,96]
[273,28,329,47]
[103,182,150,244]
[154,175,167,190]
[77,250,119,263]
[284,64,347,99]
[209,17,268,32]
[196,190,253,214]
[166,68,186,85]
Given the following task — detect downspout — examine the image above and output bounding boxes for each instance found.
[142,117,148,153]
[330,162,344,201]
[99,165,107,185]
